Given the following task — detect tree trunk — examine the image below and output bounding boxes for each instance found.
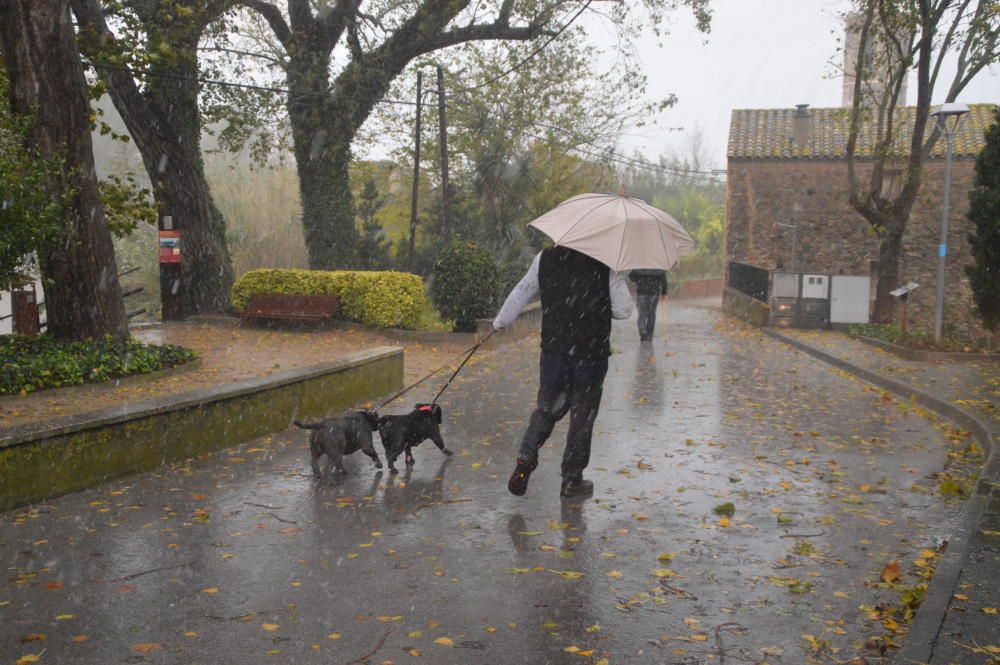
[0,0,127,341]
[295,137,358,269]
[142,37,234,314]
[72,0,234,315]
[872,224,904,324]
[287,56,358,270]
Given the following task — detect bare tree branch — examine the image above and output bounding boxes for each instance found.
[237,0,293,48]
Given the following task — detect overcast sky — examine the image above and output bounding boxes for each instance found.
[586,0,1000,168]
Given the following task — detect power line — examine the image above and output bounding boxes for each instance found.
[447,0,593,95]
[83,58,725,181]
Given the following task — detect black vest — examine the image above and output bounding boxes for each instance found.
[538,246,612,359]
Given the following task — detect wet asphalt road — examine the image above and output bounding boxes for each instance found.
[2,300,973,664]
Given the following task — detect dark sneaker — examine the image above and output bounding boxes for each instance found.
[508,457,537,496]
[560,478,594,498]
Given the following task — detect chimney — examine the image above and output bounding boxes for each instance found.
[793,104,811,147]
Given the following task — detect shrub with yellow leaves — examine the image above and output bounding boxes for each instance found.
[231,268,431,329]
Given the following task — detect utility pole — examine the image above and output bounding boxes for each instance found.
[408,71,422,270]
[437,66,452,246]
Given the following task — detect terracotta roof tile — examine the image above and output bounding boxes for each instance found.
[727,103,995,160]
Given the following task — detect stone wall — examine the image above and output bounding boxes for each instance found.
[0,347,403,511]
[725,158,982,336]
[722,287,771,327]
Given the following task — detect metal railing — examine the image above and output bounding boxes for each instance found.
[727,262,769,303]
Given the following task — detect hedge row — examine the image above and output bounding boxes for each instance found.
[231,269,429,329]
[1,334,196,395]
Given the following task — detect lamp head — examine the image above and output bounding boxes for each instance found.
[930,103,970,118]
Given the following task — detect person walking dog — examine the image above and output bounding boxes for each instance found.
[493,245,633,498]
[629,269,668,342]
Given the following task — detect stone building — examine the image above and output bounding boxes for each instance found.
[724,103,995,335]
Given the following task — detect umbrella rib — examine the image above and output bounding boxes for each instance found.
[615,198,631,271]
[627,196,690,269]
[552,196,620,245]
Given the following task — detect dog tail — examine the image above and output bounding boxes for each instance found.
[293,420,323,430]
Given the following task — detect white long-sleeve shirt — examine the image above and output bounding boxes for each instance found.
[493,252,634,330]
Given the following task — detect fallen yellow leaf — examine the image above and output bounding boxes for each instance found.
[262,623,279,631]
[550,570,584,580]
[131,643,163,654]
[201,587,219,594]
[880,560,900,583]
[433,637,454,646]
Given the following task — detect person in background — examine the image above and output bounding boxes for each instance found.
[493,246,633,498]
[629,269,668,342]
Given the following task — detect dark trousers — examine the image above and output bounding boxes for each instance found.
[637,294,659,340]
[519,351,609,481]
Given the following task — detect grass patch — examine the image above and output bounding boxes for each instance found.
[848,323,989,353]
[0,334,196,395]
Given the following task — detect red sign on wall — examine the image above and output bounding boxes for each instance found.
[159,230,181,264]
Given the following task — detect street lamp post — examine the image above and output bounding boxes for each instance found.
[930,102,970,343]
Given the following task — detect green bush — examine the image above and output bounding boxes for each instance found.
[0,334,196,395]
[231,269,430,329]
[431,241,501,332]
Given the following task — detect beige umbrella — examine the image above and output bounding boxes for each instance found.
[527,192,695,271]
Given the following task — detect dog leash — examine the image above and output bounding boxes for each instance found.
[431,329,493,405]
[376,330,493,410]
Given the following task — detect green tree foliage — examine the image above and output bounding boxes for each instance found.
[431,240,500,332]
[356,179,392,270]
[966,106,1000,334]
[211,0,711,270]
[0,70,64,286]
[99,173,157,238]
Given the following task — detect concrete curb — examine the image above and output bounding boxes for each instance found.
[0,347,403,512]
[761,328,999,665]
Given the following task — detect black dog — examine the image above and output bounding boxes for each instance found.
[294,410,382,480]
[377,403,452,473]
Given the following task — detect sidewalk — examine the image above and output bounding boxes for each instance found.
[0,318,474,431]
[771,328,1000,665]
[0,300,982,664]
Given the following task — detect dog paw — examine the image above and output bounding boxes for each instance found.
[443,448,454,456]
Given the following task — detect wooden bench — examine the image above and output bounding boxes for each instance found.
[243,294,340,322]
